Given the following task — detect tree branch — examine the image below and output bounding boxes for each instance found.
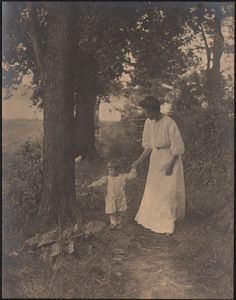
[26,3,43,78]
[212,4,224,74]
[198,22,211,72]
[188,46,211,51]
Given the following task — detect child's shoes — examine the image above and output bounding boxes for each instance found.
[109,224,116,230]
[116,224,122,230]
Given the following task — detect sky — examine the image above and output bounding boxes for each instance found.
[2,73,44,119]
[2,86,44,119]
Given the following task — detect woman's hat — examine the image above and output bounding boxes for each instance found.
[139,96,160,111]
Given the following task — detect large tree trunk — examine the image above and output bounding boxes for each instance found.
[41,4,81,229]
[74,55,98,159]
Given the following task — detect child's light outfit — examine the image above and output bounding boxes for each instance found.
[90,168,137,218]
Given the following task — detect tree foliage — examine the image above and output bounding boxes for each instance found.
[2,2,146,102]
[121,2,233,114]
[2,2,234,229]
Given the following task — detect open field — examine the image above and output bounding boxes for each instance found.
[2,119,43,155]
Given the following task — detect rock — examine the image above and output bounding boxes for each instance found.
[37,228,59,248]
[50,242,61,257]
[25,233,42,247]
[112,256,124,262]
[112,248,126,255]
[63,240,75,255]
[84,221,106,235]
[8,251,18,257]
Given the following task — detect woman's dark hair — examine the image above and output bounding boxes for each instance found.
[139,96,160,112]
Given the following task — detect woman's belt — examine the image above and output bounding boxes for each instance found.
[156,145,170,150]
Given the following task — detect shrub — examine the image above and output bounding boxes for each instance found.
[2,141,43,232]
[173,109,234,188]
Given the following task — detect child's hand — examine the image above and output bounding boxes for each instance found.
[131,160,140,168]
[81,183,89,189]
[126,166,137,180]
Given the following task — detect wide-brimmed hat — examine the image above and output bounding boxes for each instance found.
[139,96,160,111]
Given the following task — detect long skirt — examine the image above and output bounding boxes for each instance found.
[135,148,185,234]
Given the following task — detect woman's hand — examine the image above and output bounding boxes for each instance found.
[165,163,174,176]
[164,156,178,176]
[132,148,151,169]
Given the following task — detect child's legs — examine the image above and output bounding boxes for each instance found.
[109,212,124,225]
[109,214,117,225]
[116,212,123,224]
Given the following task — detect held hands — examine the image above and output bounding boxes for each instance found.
[130,166,137,176]
[84,182,94,190]
[131,160,140,169]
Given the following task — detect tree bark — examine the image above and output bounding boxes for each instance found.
[74,54,98,159]
[41,4,81,229]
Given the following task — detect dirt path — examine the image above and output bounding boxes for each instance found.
[88,187,216,299]
[79,170,232,299]
[77,122,233,299]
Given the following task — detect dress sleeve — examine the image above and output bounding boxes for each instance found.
[169,120,185,156]
[142,119,151,149]
[124,168,137,181]
[90,176,108,187]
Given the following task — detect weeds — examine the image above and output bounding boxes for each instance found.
[2,119,233,298]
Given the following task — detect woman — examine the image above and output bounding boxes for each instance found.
[132,96,185,235]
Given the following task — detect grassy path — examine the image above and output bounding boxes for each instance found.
[75,122,233,299]
[80,176,232,299]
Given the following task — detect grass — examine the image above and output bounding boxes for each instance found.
[2,119,234,299]
[2,119,43,155]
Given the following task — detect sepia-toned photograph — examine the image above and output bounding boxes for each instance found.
[2,1,234,299]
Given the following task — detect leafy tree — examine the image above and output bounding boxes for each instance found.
[3,2,80,228]
[72,2,146,158]
[179,2,234,109]
[128,2,192,88]
[2,2,146,227]
[3,2,146,159]
[122,2,233,113]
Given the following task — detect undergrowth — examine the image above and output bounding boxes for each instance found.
[2,114,234,298]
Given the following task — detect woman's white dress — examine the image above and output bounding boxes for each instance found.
[135,115,185,234]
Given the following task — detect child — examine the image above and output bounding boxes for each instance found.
[88,159,137,230]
